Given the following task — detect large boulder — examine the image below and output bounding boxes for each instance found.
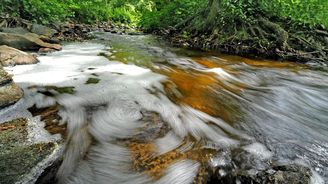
[30,24,58,37]
[0,67,23,109]
[0,32,62,51]
[0,45,39,66]
[0,118,62,184]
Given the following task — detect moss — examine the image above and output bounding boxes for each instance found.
[0,118,28,146]
[0,143,56,184]
[85,77,100,84]
[0,118,56,184]
[45,86,75,94]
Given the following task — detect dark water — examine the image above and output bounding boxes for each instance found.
[6,32,328,183]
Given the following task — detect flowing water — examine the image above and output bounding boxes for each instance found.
[2,32,328,183]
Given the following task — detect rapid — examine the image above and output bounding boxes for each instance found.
[2,32,328,183]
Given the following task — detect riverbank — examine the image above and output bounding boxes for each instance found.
[3,14,327,66]
[152,24,328,67]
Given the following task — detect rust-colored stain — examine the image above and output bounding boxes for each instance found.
[157,64,244,123]
[28,105,67,137]
[218,54,304,70]
[192,57,235,73]
[160,67,219,116]
[129,141,214,182]
[0,125,16,131]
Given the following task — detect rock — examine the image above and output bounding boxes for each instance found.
[210,164,311,184]
[0,27,30,35]
[30,24,58,37]
[0,32,62,51]
[0,67,12,85]
[0,66,23,109]
[0,45,39,66]
[0,82,23,109]
[38,47,56,54]
[0,118,61,184]
[40,36,60,44]
[208,149,312,184]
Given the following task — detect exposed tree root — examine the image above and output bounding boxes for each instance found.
[162,2,328,65]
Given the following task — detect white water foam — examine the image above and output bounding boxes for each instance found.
[3,42,268,183]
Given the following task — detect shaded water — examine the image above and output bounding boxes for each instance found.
[3,33,328,183]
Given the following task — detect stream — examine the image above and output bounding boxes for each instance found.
[2,32,328,183]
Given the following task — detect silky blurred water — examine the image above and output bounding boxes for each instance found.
[3,32,328,183]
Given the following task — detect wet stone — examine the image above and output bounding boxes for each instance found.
[0,66,23,109]
[0,82,23,109]
[0,118,57,184]
[0,45,39,66]
[0,67,12,86]
[28,105,67,138]
[208,148,312,184]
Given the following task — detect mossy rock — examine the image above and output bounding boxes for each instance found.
[0,67,12,86]
[0,83,23,109]
[0,118,57,184]
[0,118,28,147]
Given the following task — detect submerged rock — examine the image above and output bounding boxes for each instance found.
[85,77,100,84]
[210,163,312,184]
[0,45,39,66]
[209,148,312,184]
[0,32,62,51]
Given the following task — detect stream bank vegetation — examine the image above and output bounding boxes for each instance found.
[1,0,328,64]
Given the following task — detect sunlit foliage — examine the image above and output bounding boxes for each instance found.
[0,0,327,29]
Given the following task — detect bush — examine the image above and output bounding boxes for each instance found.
[140,0,207,29]
[261,0,328,29]
[22,0,74,24]
[0,0,23,17]
[110,6,138,24]
[1,0,327,30]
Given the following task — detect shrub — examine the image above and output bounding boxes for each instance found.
[140,0,207,29]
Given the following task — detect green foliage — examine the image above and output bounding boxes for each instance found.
[22,0,74,24]
[140,0,207,29]
[261,0,328,29]
[0,0,327,30]
[67,0,111,23]
[109,6,138,24]
[215,0,328,29]
[0,0,24,17]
